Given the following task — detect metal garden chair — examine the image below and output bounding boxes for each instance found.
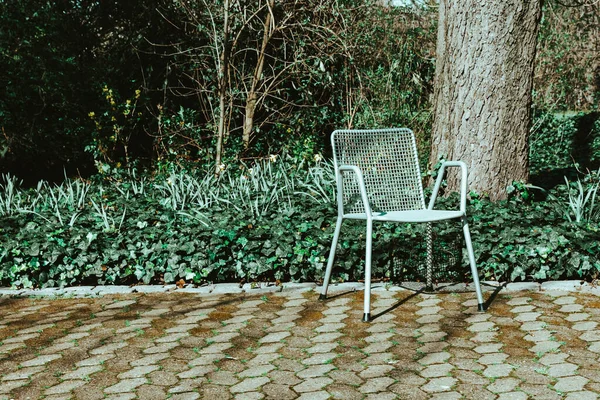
[319,128,484,322]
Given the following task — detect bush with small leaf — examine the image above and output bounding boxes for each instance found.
[0,157,599,289]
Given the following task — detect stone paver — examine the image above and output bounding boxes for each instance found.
[487,377,520,393]
[497,392,529,400]
[554,375,589,392]
[104,378,147,393]
[0,284,600,399]
[421,363,453,378]
[359,376,395,393]
[44,380,87,395]
[547,363,578,377]
[419,351,451,365]
[231,377,271,393]
[296,364,336,379]
[421,377,457,393]
[20,354,62,367]
[1,366,45,381]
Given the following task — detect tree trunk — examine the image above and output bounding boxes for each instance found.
[242,0,274,150]
[243,93,258,149]
[215,0,231,175]
[430,0,543,200]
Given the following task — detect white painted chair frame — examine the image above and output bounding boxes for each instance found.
[319,128,485,322]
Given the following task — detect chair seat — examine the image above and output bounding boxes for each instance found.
[344,209,465,223]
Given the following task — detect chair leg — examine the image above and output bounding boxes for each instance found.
[363,219,373,322]
[426,222,434,291]
[462,217,485,311]
[320,217,343,301]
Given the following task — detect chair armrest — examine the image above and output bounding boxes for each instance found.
[427,161,468,213]
[337,165,373,217]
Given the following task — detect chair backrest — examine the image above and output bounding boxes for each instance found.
[331,128,426,214]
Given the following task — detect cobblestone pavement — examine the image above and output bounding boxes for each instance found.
[2,283,600,399]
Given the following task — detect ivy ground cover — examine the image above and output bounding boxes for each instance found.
[0,153,599,289]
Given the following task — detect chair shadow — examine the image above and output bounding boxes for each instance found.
[481,283,503,311]
[320,290,357,300]
[369,281,503,321]
[370,287,426,321]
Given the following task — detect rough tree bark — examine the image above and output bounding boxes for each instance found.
[242,0,275,149]
[430,0,543,200]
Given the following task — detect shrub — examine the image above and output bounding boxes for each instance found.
[529,111,600,180]
[0,159,599,289]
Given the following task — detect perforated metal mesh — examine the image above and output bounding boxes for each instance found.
[386,222,466,284]
[332,128,426,214]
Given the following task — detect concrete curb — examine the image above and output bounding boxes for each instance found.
[1,280,598,298]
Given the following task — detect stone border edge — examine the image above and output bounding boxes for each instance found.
[0,280,598,298]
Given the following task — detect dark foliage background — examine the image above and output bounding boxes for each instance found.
[0,0,599,287]
[0,0,437,182]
